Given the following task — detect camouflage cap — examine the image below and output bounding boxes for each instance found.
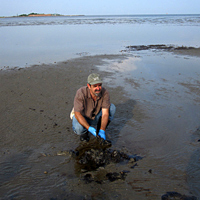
[87,73,102,85]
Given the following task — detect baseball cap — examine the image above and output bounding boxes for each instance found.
[87,73,102,85]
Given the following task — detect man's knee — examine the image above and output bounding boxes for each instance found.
[72,116,87,135]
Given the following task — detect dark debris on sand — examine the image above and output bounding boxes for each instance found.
[123,44,196,52]
[161,191,197,200]
[74,137,142,171]
[66,137,143,183]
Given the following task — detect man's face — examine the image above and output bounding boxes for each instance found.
[88,83,102,97]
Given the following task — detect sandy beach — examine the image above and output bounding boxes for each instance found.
[0,47,200,199]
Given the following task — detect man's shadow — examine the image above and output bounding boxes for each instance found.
[106,99,136,144]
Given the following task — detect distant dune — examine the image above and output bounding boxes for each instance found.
[28,14,52,17]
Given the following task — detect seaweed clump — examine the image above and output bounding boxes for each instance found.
[74,137,131,171]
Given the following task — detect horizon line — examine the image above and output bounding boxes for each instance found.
[1,13,200,18]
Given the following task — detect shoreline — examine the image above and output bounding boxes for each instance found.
[1,45,200,72]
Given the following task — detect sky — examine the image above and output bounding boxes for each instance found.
[0,0,199,17]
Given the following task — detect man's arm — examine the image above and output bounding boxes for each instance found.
[75,111,97,137]
[100,108,109,131]
[74,111,90,130]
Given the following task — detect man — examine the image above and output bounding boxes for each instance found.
[70,73,116,142]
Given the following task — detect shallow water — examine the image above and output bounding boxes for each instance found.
[99,52,200,146]
[97,52,200,198]
[1,15,200,69]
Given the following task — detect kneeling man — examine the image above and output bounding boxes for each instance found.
[70,73,116,142]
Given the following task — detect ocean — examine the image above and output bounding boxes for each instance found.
[0,14,200,68]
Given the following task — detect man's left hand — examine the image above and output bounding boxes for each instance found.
[98,129,106,140]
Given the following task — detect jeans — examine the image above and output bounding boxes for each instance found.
[72,103,116,135]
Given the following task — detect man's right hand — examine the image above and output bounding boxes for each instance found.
[88,127,96,137]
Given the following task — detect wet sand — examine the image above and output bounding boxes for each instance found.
[0,50,200,199]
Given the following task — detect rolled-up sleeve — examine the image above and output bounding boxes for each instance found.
[102,90,110,109]
[74,89,84,113]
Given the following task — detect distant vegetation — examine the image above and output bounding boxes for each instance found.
[18,13,62,17]
[19,13,38,17]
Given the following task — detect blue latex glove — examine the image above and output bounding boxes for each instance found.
[88,126,96,137]
[98,129,106,140]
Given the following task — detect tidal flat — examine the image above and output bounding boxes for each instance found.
[0,48,200,199]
